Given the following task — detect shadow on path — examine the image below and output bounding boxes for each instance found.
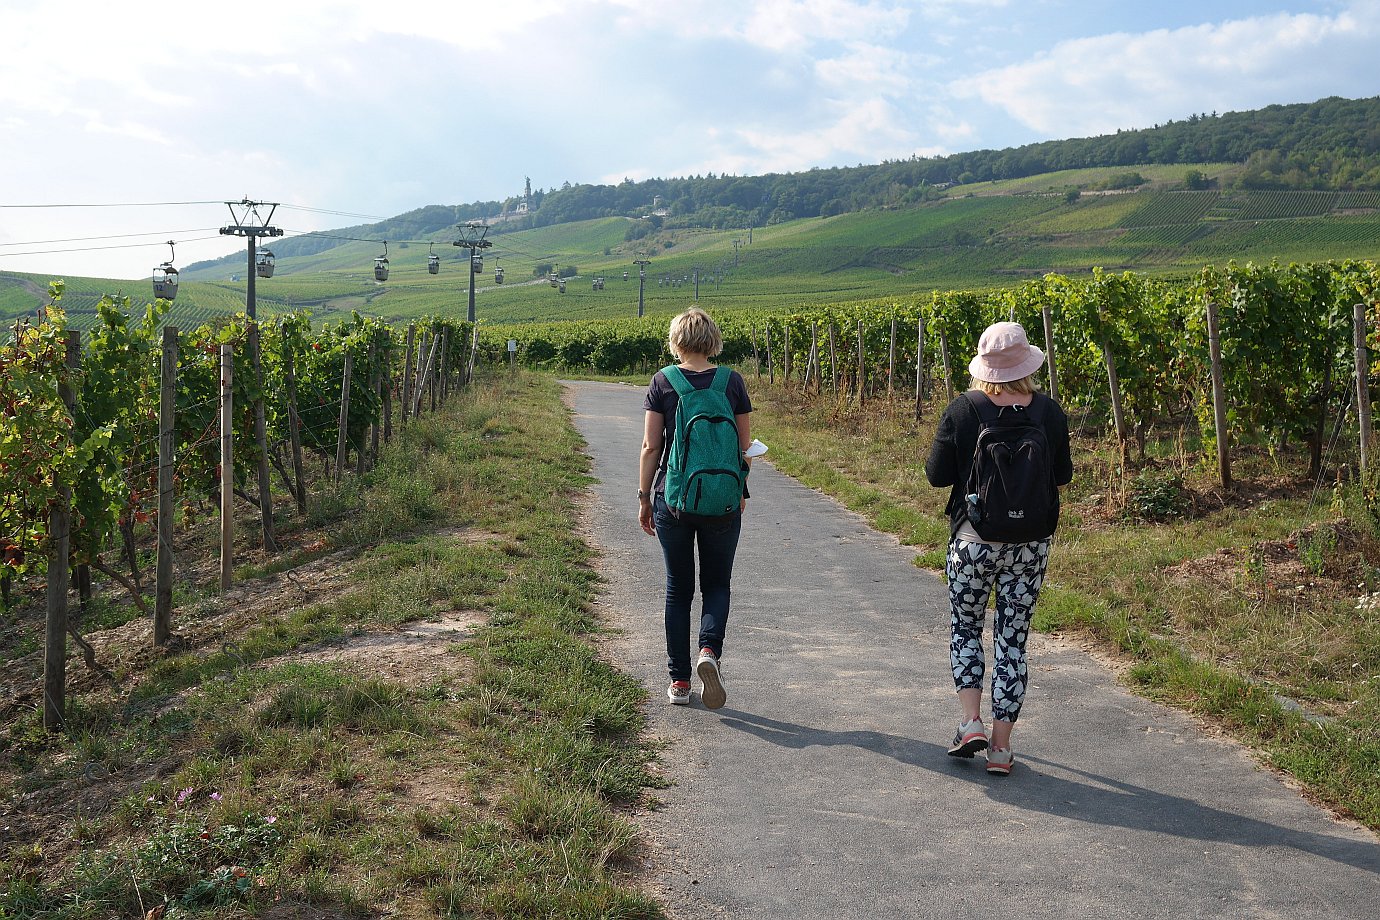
[717,708,1379,875]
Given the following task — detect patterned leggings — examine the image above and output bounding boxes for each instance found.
[946,537,1052,723]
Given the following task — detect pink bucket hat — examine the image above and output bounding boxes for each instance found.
[968,322,1045,383]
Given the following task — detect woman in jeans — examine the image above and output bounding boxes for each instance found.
[925,322,1073,775]
[638,307,753,709]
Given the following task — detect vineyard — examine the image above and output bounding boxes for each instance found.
[488,259,1380,486]
[1,285,472,728]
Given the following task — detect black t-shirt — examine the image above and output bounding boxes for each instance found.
[643,366,753,495]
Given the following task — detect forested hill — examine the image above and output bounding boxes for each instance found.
[185,94,1380,272]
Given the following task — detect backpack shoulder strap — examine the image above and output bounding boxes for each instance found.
[961,390,994,425]
[709,366,732,394]
[661,365,693,397]
[1023,392,1049,424]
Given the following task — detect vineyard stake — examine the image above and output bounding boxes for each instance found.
[888,317,897,399]
[1206,300,1232,489]
[219,343,234,593]
[938,330,953,399]
[382,334,394,445]
[249,323,277,553]
[414,332,430,415]
[856,320,865,406]
[439,328,450,402]
[401,325,416,423]
[915,318,925,421]
[764,325,775,385]
[465,322,479,386]
[805,322,819,393]
[828,323,839,398]
[1101,332,1129,452]
[154,326,177,646]
[783,324,792,383]
[751,326,761,379]
[284,342,307,514]
[415,333,441,418]
[44,332,79,730]
[336,353,353,485]
[1041,305,1059,404]
[358,337,376,476]
[1357,303,1374,474]
[371,330,384,464]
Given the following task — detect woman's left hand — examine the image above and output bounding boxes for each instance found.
[639,500,655,535]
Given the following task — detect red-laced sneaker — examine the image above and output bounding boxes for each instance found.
[947,719,989,758]
[986,747,1015,776]
[695,649,726,710]
[667,681,691,705]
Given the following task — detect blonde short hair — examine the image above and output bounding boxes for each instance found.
[668,307,723,359]
[970,374,1039,396]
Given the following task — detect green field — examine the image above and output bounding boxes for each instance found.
[7,164,1380,331]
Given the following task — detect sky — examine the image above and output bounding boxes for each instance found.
[1,0,1377,280]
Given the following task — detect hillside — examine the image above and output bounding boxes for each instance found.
[8,173,1380,332]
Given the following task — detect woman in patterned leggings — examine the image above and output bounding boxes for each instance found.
[924,322,1073,775]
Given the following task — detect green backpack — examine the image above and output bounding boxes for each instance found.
[662,365,748,516]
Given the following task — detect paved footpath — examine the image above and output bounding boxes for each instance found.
[567,380,1380,920]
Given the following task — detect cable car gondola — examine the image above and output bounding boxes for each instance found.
[152,240,178,300]
[558,279,566,293]
[256,248,276,279]
[471,254,484,274]
[428,243,440,275]
[374,241,390,282]
[494,263,505,284]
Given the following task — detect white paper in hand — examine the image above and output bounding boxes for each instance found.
[744,439,769,459]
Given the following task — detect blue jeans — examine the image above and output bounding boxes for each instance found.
[654,494,742,682]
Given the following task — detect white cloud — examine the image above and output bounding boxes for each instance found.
[957,4,1380,136]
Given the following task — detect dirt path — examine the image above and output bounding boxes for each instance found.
[567,379,1380,920]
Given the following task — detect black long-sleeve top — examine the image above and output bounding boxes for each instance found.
[925,391,1074,537]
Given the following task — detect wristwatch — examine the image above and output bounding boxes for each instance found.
[637,489,651,501]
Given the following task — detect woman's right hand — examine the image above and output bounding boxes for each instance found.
[639,499,655,535]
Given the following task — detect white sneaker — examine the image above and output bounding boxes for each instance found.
[986,747,1015,776]
[667,681,691,705]
[947,719,988,758]
[695,649,726,710]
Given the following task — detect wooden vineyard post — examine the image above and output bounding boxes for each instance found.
[284,340,307,514]
[414,334,440,418]
[154,327,177,647]
[804,322,819,393]
[1357,303,1374,474]
[412,333,429,415]
[888,317,897,399]
[764,326,775,385]
[1101,333,1129,453]
[358,337,376,475]
[1206,300,1232,490]
[856,320,866,406]
[465,323,479,386]
[439,328,450,402]
[783,325,792,383]
[915,318,925,421]
[382,338,394,444]
[249,323,277,553]
[1041,305,1059,404]
[751,326,761,379]
[938,330,953,399]
[371,331,384,464]
[44,332,79,730]
[828,323,839,397]
[335,353,353,485]
[219,343,234,593]
[400,325,416,424]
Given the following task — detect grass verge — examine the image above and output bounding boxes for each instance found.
[748,381,1380,831]
[0,372,664,919]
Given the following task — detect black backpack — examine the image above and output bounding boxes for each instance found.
[961,392,1058,543]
